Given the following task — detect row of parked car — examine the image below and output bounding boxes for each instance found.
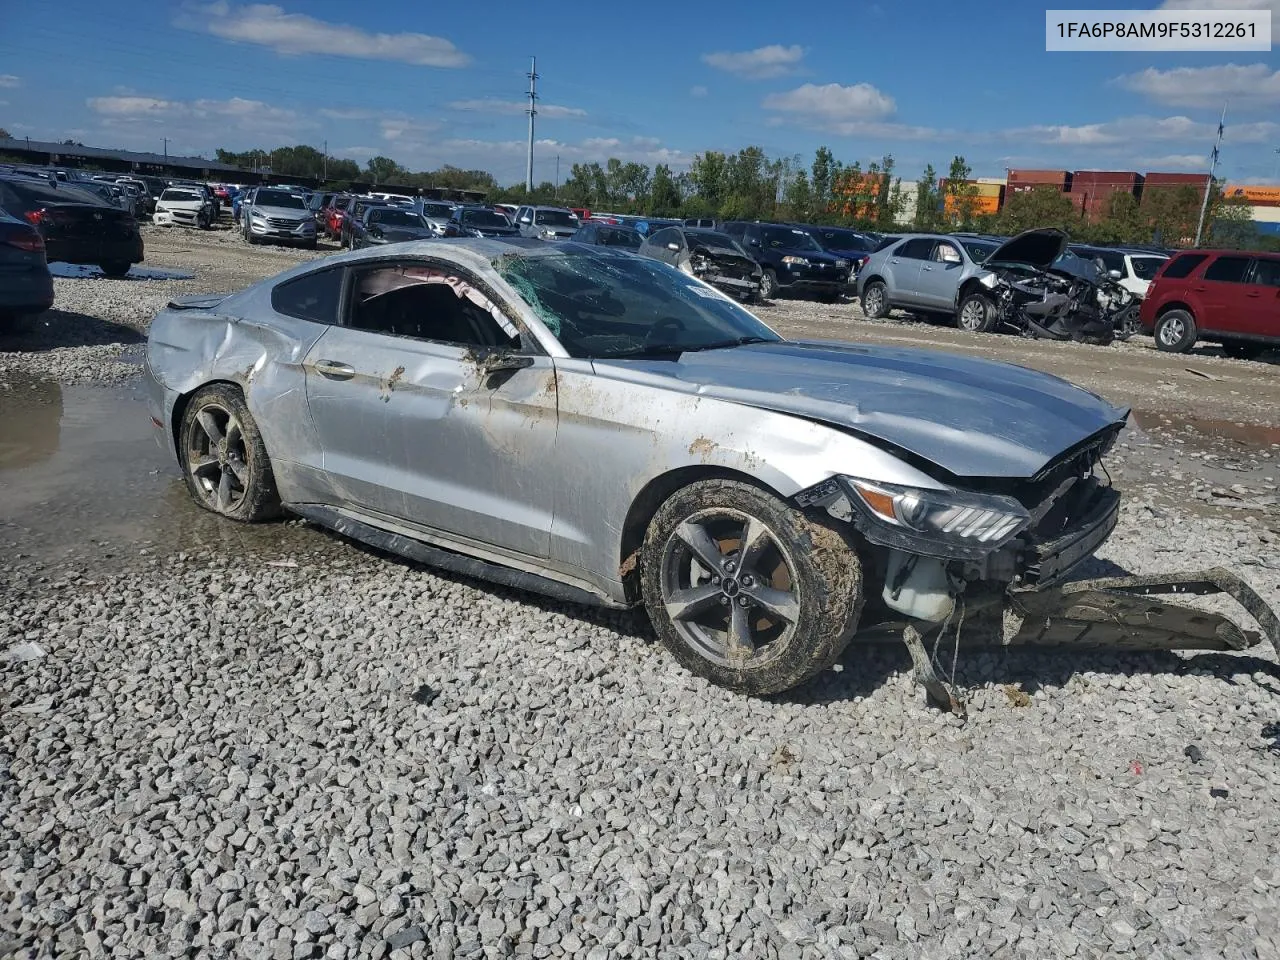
[0,166,148,321]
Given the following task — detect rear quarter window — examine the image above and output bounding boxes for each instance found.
[271,267,344,324]
[1160,253,1208,280]
[1203,256,1251,283]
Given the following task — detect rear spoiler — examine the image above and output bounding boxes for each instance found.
[166,293,230,311]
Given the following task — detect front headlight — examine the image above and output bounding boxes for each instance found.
[250,211,266,221]
[978,271,998,289]
[781,255,809,266]
[841,477,1030,558]
[835,259,850,270]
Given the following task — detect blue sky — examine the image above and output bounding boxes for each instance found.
[1,0,1277,184]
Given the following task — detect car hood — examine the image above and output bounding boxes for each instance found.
[986,228,1068,270]
[251,204,310,219]
[596,340,1127,479]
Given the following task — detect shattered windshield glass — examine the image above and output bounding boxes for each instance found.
[497,250,780,359]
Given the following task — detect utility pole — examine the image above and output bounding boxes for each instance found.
[555,154,560,197]
[323,139,328,181]
[1194,103,1226,247]
[162,137,169,160]
[525,56,538,193]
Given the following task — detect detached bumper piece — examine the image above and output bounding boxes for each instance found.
[906,567,1279,716]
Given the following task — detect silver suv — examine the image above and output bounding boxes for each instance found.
[856,234,1001,330]
[514,205,579,240]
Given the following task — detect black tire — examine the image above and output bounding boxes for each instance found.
[178,384,280,523]
[99,260,131,278]
[640,479,864,696]
[759,269,779,300]
[1154,309,1197,353]
[860,280,889,319]
[956,291,995,333]
[303,238,317,250]
[817,291,841,304]
[1222,341,1263,361]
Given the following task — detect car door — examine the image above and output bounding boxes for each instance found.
[516,206,534,237]
[647,228,682,265]
[883,238,933,306]
[915,240,966,308]
[1241,256,1280,338]
[301,257,558,558]
[1196,255,1253,336]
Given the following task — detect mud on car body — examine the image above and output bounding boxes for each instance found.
[143,238,1279,704]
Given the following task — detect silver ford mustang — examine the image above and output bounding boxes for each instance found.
[144,238,1147,696]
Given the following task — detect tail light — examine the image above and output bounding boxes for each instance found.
[23,209,46,226]
[2,230,44,252]
[24,207,73,227]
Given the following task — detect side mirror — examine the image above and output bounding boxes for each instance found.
[1108,269,1123,280]
[748,238,760,247]
[667,242,680,252]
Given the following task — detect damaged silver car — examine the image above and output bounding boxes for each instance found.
[638,226,763,302]
[145,238,1278,704]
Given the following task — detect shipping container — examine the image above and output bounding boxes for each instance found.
[1141,172,1209,205]
[1225,184,1280,206]
[1007,169,1070,193]
[1256,221,1280,236]
[1251,205,1280,224]
[1067,171,1141,223]
[943,194,1000,216]
[937,179,1004,200]
[976,176,1007,186]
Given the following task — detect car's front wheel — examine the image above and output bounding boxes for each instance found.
[861,280,889,319]
[956,292,995,333]
[640,479,864,695]
[179,384,280,522]
[759,269,779,300]
[1154,309,1197,353]
[99,260,131,278]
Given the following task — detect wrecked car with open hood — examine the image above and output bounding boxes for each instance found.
[638,226,763,302]
[143,237,1278,708]
[959,228,1141,344]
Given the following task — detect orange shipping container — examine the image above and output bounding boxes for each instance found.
[1225,184,1280,206]
[944,194,1000,215]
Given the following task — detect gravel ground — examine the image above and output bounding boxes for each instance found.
[3,228,1280,959]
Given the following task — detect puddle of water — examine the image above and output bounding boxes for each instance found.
[0,376,329,569]
[48,262,196,281]
[1131,411,1280,449]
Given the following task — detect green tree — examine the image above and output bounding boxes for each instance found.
[688,151,728,209]
[914,163,940,231]
[1205,184,1258,248]
[996,186,1077,235]
[0,127,11,140]
[945,155,978,229]
[1142,183,1201,246]
[783,167,812,221]
[873,155,903,229]
[811,146,835,218]
[649,164,681,215]
[365,155,407,184]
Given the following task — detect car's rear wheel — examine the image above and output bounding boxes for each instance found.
[1222,341,1263,361]
[179,384,280,522]
[99,260,131,278]
[957,292,995,333]
[640,479,864,695]
[760,269,779,300]
[861,280,889,319]
[1154,309,1197,353]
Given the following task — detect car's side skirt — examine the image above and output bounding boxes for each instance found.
[285,502,630,611]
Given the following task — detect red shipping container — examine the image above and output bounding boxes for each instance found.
[1068,170,1140,222]
[1007,169,1070,194]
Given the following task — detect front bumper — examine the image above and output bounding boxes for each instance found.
[45,235,143,266]
[154,210,201,227]
[248,220,316,241]
[0,268,55,313]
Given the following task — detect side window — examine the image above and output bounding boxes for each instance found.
[271,267,344,324]
[1250,258,1280,288]
[933,242,961,263]
[517,207,532,223]
[1203,256,1250,283]
[649,228,676,248]
[896,238,934,259]
[1161,253,1208,279]
[346,262,521,349]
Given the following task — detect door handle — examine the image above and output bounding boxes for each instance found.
[1192,285,1207,292]
[922,265,933,271]
[314,359,355,380]
[889,258,900,263]
[1246,291,1261,298]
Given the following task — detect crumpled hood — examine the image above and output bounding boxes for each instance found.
[597,340,1127,478]
[987,228,1068,270]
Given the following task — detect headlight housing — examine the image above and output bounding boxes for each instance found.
[781,255,809,266]
[835,259,850,270]
[801,476,1031,560]
[978,271,998,289]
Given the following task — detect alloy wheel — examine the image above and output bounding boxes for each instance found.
[1159,316,1184,346]
[863,286,884,316]
[186,402,249,514]
[659,508,800,668]
[959,298,987,331]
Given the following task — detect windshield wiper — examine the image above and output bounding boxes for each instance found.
[679,336,775,353]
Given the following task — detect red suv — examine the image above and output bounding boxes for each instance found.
[1140,249,1280,360]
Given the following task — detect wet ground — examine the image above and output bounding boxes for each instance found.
[0,375,340,580]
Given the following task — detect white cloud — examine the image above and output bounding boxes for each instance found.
[319,107,378,121]
[761,82,898,132]
[88,96,177,117]
[0,75,20,88]
[335,145,379,160]
[1114,63,1280,109]
[1130,153,1212,170]
[690,85,708,98]
[176,2,469,66]
[446,99,587,120]
[87,94,315,145]
[1008,114,1279,146]
[701,44,804,79]
[379,117,441,142]
[1159,0,1280,40]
